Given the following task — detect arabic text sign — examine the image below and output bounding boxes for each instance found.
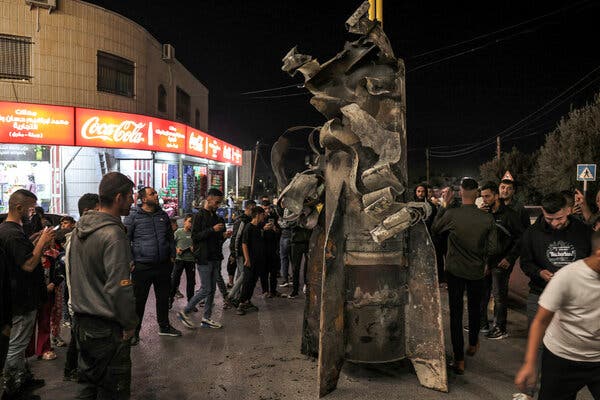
[0,102,74,146]
[187,129,243,166]
[75,108,187,153]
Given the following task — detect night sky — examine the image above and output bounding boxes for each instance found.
[86,0,600,180]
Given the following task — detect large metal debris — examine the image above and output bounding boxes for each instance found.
[275,1,447,397]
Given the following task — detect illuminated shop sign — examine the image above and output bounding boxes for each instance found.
[75,108,187,153]
[0,102,74,146]
[187,129,243,166]
[0,101,242,165]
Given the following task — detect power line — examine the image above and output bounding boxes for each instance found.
[429,66,600,156]
[247,92,310,100]
[408,0,592,60]
[239,83,303,96]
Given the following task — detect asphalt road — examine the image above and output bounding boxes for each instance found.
[29,248,593,400]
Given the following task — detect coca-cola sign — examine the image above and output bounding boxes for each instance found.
[187,129,242,166]
[76,108,186,152]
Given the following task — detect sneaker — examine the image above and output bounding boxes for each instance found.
[51,336,66,347]
[486,326,508,340]
[41,351,57,361]
[178,311,195,329]
[512,393,534,400]
[159,325,182,337]
[201,318,222,329]
[279,281,290,288]
[244,302,259,312]
[63,369,79,382]
[265,292,274,298]
[464,323,490,334]
[130,335,140,346]
[286,292,298,299]
[236,305,246,315]
[174,290,184,299]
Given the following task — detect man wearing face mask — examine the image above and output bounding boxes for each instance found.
[0,189,54,400]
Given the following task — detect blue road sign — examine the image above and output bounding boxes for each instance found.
[577,164,596,181]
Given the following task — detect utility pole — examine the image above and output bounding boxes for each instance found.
[425,147,430,184]
[249,140,259,200]
[496,136,501,160]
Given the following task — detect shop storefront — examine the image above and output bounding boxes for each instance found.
[0,101,242,215]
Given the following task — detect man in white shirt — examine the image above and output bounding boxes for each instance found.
[515,230,600,399]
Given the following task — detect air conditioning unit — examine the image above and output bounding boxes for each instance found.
[162,44,175,63]
[25,0,57,12]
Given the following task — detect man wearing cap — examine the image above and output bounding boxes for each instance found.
[432,178,497,374]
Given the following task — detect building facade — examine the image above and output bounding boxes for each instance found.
[0,0,241,216]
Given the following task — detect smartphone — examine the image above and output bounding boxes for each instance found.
[268,218,274,224]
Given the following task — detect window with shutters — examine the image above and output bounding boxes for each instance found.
[97,51,134,97]
[0,34,32,80]
[176,87,190,123]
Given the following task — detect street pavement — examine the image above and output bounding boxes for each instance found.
[30,251,594,400]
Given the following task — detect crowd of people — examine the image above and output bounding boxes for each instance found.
[416,178,599,400]
[0,172,314,399]
[0,171,598,399]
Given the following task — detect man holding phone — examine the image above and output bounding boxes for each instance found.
[179,189,232,329]
[260,201,281,298]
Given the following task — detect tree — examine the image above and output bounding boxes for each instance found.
[479,146,540,204]
[534,93,600,195]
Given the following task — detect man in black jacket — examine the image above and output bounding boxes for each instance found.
[478,181,524,340]
[124,187,180,344]
[227,200,256,303]
[520,192,591,324]
[431,178,497,374]
[178,189,232,329]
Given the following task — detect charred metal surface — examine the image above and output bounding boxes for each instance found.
[301,211,326,358]
[407,222,448,392]
[276,1,447,397]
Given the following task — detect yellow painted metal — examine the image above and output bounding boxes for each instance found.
[368,0,375,20]
[376,0,383,25]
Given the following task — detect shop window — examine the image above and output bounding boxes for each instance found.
[157,84,167,112]
[194,108,200,129]
[97,51,134,97]
[176,87,190,123]
[0,34,32,80]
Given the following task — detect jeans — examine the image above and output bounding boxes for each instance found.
[229,256,246,301]
[215,264,228,298]
[290,241,309,295]
[185,261,220,320]
[446,272,484,362]
[4,310,37,394]
[170,260,196,301]
[132,264,172,334]
[64,328,78,375]
[480,267,511,330]
[62,280,71,322]
[74,314,131,400]
[538,346,600,400]
[0,332,9,373]
[240,264,261,303]
[279,235,291,282]
[260,250,280,294]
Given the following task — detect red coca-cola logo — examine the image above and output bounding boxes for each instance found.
[80,116,146,144]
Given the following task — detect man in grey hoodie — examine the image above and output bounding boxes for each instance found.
[66,172,138,400]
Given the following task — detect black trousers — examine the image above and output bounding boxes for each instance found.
[64,328,78,374]
[0,332,9,372]
[170,260,195,301]
[539,347,600,400]
[446,271,484,362]
[74,314,131,400]
[132,263,172,334]
[260,250,280,294]
[480,267,511,330]
[240,262,262,303]
[290,241,309,296]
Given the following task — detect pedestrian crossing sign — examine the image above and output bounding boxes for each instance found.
[577,164,596,181]
[501,170,514,181]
